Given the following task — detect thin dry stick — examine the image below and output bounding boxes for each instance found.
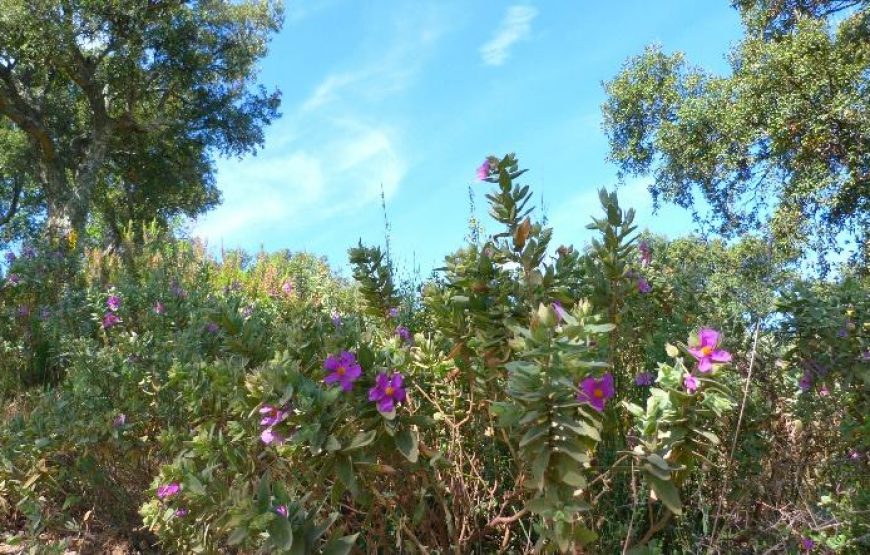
[709,321,761,548]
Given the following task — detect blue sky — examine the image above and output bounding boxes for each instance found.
[191,0,744,276]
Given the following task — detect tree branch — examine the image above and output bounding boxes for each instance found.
[0,177,23,227]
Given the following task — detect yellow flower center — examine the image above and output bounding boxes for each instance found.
[337,366,346,376]
[701,346,713,356]
[385,386,395,396]
[593,388,604,398]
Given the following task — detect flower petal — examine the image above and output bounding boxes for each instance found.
[697,358,713,373]
[698,328,719,348]
[710,349,731,363]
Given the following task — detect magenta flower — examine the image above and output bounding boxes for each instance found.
[369,372,407,413]
[113,414,127,428]
[106,295,121,312]
[7,273,20,286]
[395,325,412,343]
[281,280,294,295]
[638,241,652,267]
[153,301,165,315]
[637,276,652,294]
[683,373,699,393]
[102,313,121,329]
[260,427,285,445]
[274,505,289,518]
[688,328,731,373]
[576,373,615,412]
[157,482,180,499]
[819,385,830,397]
[800,537,815,551]
[634,372,654,387]
[4,251,16,264]
[174,508,188,517]
[552,301,568,322]
[259,405,288,427]
[323,351,362,391]
[476,158,493,181]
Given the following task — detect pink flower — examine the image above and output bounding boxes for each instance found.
[174,508,188,517]
[106,295,121,312]
[112,414,127,428]
[688,328,731,373]
[324,351,362,392]
[281,280,294,295]
[476,158,493,180]
[260,427,285,445]
[259,405,288,427]
[576,373,615,412]
[153,301,165,315]
[157,482,180,499]
[274,505,289,518]
[683,373,699,393]
[639,241,652,267]
[552,301,568,322]
[800,536,815,551]
[637,276,652,294]
[368,372,407,413]
[102,313,121,329]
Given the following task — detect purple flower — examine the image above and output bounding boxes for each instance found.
[388,307,399,318]
[688,328,732,373]
[4,251,16,264]
[153,301,165,315]
[323,351,363,392]
[157,482,180,499]
[7,273,20,286]
[170,281,187,299]
[22,246,35,259]
[368,372,407,413]
[274,505,289,518]
[106,295,121,312]
[637,276,652,294]
[800,536,815,551]
[862,351,870,362]
[638,241,652,267]
[102,313,121,329]
[113,414,127,428]
[205,322,219,334]
[634,372,654,387]
[576,373,615,412]
[259,405,288,427]
[241,304,254,319]
[260,427,285,445]
[799,371,813,392]
[331,311,342,327]
[395,325,412,343]
[39,308,52,320]
[16,305,30,318]
[174,508,188,517]
[683,373,699,393]
[475,158,493,181]
[552,301,568,322]
[849,450,861,461]
[281,280,294,295]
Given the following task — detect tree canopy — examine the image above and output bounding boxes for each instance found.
[0,0,283,244]
[602,0,869,268]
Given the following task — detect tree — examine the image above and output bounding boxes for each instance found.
[602,0,869,268]
[0,0,282,240]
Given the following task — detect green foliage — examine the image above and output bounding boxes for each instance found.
[0,153,867,553]
[602,2,870,267]
[0,0,282,239]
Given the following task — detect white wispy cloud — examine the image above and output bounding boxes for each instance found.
[480,5,538,66]
[192,3,454,251]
